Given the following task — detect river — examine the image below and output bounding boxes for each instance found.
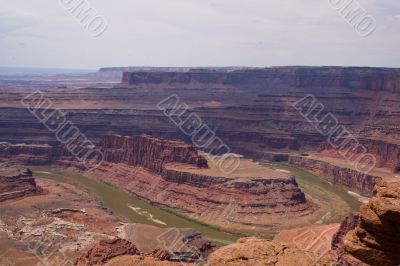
[34,163,361,246]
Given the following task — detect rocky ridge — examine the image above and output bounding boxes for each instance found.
[76,238,141,266]
[340,178,400,266]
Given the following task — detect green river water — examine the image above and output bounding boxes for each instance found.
[34,163,361,246]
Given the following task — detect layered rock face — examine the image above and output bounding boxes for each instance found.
[122,67,400,92]
[99,134,208,172]
[289,156,377,196]
[339,178,400,266]
[319,139,400,173]
[0,167,38,202]
[0,135,208,171]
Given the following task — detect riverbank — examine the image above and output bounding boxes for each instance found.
[262,162,361,224]
[33,168,241,246]
[31,162,361,244]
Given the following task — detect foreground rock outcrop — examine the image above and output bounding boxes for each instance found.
[117,223,215,262]
[105,255,190,266]
[76,239,141,266]
[206,237,329,266]
[340,178,400,266]
[77,223,215,266]
[331,213,360,254]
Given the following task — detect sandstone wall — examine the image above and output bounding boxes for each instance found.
[99,135,208,173]
[320,139,400,173]
[288,156,377,196]
[340,178,400,266]
[0,135,208,172]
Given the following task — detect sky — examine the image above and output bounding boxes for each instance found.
[0,0,399,69]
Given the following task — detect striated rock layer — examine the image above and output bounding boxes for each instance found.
[0,135,208,171]
[339,178,400,266]
[98,134,208,172]
[0,167,38,202]
[289,155,377,196]
[121,67,400,92]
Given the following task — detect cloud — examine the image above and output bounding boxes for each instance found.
[0,0,399,68]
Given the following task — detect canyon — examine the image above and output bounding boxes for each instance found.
[0,134,318,233]
[1,66,399,197]
[1,66,400,265]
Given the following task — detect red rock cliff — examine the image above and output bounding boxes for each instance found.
[98,134,208,172]
[0,135,316,232]
[288,155,377,196]
[340,178,400,266]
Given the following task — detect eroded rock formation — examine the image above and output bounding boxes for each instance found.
[0,134,208,171]
[288,155,377,196]
[76,239,141,266]
[0,134,316,232]
[118,223,215,262]
[340,178,400,266]
[78,223,215,265]
[99,134,208,172]
[0,167,38,202]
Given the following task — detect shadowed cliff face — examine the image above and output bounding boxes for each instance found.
[0,166,38,202]
[98,134,208,172]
